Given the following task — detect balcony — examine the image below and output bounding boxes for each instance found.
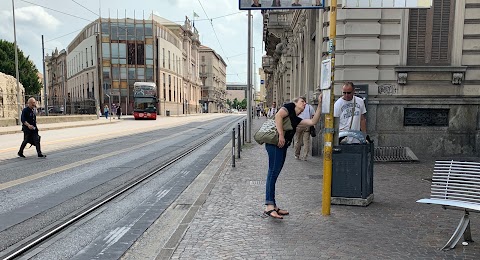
[262,56,275,74]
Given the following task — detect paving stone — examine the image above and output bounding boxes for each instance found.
[171,117,480,259]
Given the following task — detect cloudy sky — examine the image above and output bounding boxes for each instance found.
[0,0,265,87]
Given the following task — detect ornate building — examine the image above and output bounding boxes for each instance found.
[199,45,227,113]
[262,0,480,157]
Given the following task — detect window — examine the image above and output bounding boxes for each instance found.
[168,75,171,101]
[162,48,165,67]
[407,0,454,65]
[168,51,171,70]
[128,43,135,65]
[85,48,88,67]
[163,73,166,99]
[90,46,93,65]
[201,55,205,62]
[136,44,145,65]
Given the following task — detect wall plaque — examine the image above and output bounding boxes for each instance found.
[404,108,449,126]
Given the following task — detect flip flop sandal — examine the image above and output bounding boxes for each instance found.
[276,208,289,215]
[264,209,283,219]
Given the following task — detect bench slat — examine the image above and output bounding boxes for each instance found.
[432,179,480,186]
[430,193,480,203]
[431,186,480,194]
[417,198,480,211]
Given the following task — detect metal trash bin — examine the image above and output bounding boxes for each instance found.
[331,131,374,206]
[166,110,170,116]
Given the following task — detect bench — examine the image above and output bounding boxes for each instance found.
[417,160,480,250]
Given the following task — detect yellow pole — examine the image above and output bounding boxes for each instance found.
[322,0,337,216]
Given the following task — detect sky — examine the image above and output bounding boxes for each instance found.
[0,0,265,88]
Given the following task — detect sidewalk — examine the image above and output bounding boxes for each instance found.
[0,116,121,135]
[171,117,480,259]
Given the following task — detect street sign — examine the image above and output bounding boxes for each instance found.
[342,0,432,8]
[260,79,265,84]
[239,0,325,10]
[320,59,332,90]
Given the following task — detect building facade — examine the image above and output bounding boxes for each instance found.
[64,15,203,116]
[263,0,480,157]
[45,48,68,113]
[199,45,227,113]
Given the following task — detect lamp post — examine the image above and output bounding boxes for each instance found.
[12,0,22,124]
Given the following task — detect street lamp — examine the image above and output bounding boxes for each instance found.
[12,0,22,124]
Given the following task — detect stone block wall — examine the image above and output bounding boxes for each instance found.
[0,72,25,119]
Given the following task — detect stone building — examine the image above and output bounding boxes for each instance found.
[45,48,67,113]
[199,45,227,113]
[0,72,25,119]
[262,0,480,157]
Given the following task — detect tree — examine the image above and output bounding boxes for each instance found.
[226,99,232,108]
[0,40,42,94]
[240,98,247,109]
[232,98,239,109]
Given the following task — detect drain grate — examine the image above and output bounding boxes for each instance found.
[374,146,418,162]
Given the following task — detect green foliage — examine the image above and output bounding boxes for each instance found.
[239,98,247,109]
[226,99,232,108]
[0,39,41,94]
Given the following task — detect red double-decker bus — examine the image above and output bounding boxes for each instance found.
[133,82,158,120]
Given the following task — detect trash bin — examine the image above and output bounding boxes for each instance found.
[166,110,170,116]
[331,131,374,206]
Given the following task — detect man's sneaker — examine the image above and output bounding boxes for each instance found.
[17,152,25,158]
[294,155,299,159]
[38,154,47,158]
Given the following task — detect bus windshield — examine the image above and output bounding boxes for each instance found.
[134,97,157,113]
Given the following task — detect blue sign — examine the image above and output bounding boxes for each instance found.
[260,79,265,84]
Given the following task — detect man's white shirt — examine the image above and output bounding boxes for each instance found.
[299,104,314,120]
[333,96,366,132]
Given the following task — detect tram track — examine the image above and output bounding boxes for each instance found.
[0,117,243,260]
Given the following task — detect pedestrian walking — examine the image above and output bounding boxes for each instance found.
[256,106,261,119]
[117,105,122,119]
[263,93,322,219]
[111,104,117,119]
[266,102,277,118]
[104,105,109,119]
[18,97,46,158]
[294,97,315,161]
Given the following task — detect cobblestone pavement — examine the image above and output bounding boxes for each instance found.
[171,117,480,259]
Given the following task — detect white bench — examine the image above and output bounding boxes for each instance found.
[417,160,480,250]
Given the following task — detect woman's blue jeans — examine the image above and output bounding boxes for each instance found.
[265,143,288,206]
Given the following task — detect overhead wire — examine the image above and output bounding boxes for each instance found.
[71,0,99,17]
[196,0,242,82]
[19,0,91,22]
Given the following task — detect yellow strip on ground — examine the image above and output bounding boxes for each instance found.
[0,127,196,191]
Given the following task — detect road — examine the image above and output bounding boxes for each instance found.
[0,114,244,259]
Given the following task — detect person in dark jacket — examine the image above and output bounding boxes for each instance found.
[116,105,122,119]
[263,93,322,219]
[18,97,46,158]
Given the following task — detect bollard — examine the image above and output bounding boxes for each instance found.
[237,123,241,157]
[242,119,246,145]
[232,128,235,167]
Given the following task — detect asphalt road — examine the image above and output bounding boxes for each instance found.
[0,114,244,259]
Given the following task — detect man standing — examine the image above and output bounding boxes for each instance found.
[117,105,122,119]
[18,97,46,158]
[294,97,315,160]
[333,82,367,143]
[266,102,277,118]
